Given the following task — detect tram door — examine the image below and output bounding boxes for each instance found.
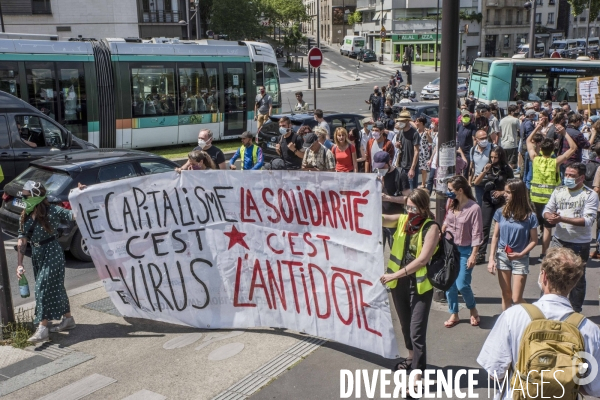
[223,64,247,137]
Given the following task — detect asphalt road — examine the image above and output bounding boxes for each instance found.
[281,47,442,115]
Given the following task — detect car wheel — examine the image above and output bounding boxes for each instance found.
[70,229,92,262]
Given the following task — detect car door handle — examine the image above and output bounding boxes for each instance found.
[19,152,30,157]
[0,152,10,157]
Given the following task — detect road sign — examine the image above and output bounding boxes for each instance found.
[308,47,323,68]
[381,29,387,42]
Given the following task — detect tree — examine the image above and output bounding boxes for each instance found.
[210,0,265,40]
[347,11,361,25]
[283,24,305,52]
[568,0,600,21]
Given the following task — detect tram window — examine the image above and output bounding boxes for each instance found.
[26,63,58,121]
[263,63,280,106]
[178,66,219,114]
[255,62,264,87]
[0,62,19,97]
[15,115,64,148]
[131,66,176,117]
[58,64,87,135]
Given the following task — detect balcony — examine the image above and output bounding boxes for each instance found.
[504,0,519,6]
[494,20,501,25]
[486,0,502,6]
[505,19,513,25]
[394,19,438,31]
[141,10,185,23]
[356,0,377,10]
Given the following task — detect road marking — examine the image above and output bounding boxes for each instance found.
[208,342,245,361]
[37,373,116,400]
[122,390,166,400]
[163,332,204,350]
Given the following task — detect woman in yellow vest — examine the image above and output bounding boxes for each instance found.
[380,188,440,375]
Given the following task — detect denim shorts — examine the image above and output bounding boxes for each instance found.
[496,248,530,275]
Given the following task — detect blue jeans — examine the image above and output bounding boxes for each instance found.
[446,245,477,314]
[474,185,484,208]
[403,168,419,190]
[426,167,436,192]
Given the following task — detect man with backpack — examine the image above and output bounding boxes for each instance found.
[470,130,495,206]
[478,247,600,400]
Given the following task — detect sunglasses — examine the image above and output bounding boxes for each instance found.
[406,205,418,213]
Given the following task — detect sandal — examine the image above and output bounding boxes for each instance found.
[470,315,480,327]
[444,319,460,328]
[394,358,413,370]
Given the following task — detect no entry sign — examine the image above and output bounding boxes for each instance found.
[308,47,323,68]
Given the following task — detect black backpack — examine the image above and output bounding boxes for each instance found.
[424,221,461,291]
[585,159,600,188]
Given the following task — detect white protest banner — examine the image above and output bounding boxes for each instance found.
[69,171,399,358]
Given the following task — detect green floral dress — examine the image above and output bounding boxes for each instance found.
[18,205,73,324]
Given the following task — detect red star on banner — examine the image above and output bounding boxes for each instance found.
[223,225,250,250]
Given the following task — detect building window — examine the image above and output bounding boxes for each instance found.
[516,33,528,46]
[516,10,523,24]
[494,10,501,25]
[505,10,512,25]
[503,34,511,48]
[549,0,555,4]
[486,9,490,23]
[535,0,542,5]
[547,13,554,24]
[535,13,542,24]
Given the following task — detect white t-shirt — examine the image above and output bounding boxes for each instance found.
[499,115,520,150]
[478,295,600,400]
[318,120,330,137]
[431,134,438,169]
[543,186,599,243]
[371,140,381,166]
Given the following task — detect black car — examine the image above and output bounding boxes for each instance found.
[0,150,178,262]
[257,112,365,161]
[391,102,440,124]
[0,91,97,192]
[357,49,377,62]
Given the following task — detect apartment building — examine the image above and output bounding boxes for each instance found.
[481,0,564,57]
[302,0,357,46]
[0,0,188,40]
[350,0,481,63]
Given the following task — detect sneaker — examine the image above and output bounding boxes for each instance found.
[49,316,76,333]
[513,168,521,174]
[590,250,600,260]
[28,324,49,343]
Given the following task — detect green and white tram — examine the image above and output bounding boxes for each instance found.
[0,37,281,148]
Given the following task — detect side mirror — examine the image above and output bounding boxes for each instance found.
[63,130,72,148]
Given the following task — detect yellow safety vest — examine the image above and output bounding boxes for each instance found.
[530,156,560,204]
[239,145,260,170]
[387,215,434,294]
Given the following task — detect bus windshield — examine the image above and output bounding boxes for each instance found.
[550,42,566,50]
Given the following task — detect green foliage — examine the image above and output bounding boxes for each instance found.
[1,309,35,349]
[284,24,305,51]
[348,11,362,25]
[210,0,265,40]
[459,11,482,23]
[568,0,600,20]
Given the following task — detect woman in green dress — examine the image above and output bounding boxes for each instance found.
[16,180,81,343]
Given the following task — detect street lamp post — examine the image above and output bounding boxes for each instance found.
[317,0,321,88]
[524,1,537,58]
[586,0,592,55]
[435,0,440,72]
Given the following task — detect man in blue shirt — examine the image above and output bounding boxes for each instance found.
[229,131,264,170]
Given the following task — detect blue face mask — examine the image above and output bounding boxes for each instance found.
[279,127,288,135]
[446,191,457,199]
[564,177,577,189]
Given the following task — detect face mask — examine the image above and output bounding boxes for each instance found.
[279,127,288,135]
[393,128,400,134]
[462,117,471,124]
[367,125,373,130]
[374,90,379,94]
[446,191,457,199]
[377,168,389,177]
[24,196,46,215]
[372,132,381,140]
[564,177,578,189]
[478,139,489,148]
[397,122,406,129]
[197,139,207,148]
[537,272,543,291]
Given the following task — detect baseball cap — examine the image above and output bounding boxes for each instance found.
[373,151,390,169]
[303,132,319,148]
[524,102,534,109]
[241,131,254,139]
[362,117,372,125]
[525,109,537,116]
[461,109,471,116]
[375,121,385,130]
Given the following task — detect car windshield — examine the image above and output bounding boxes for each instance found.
[431,78,440,85]
[13,167,71,196]
[550,42,566,50]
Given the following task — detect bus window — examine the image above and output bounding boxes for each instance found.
[553,75,577,102]
[515,72,548,101]
[131,66,176,117]
[178,64,219,115]
[263,63,280,107]
[0,62,19,97]
[472,60,490,75]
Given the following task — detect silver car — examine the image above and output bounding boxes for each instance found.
[420,77,468,100]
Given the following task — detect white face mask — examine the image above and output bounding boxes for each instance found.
[377,168,389,177]
[393,128,400,134]
[478,139,489,148]
[197,139,207,149]
[397,122,406,129]
[537,272,544,291]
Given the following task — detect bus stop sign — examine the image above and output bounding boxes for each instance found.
[308,47,323,68]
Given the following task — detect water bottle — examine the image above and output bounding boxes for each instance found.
[18,267,30,298]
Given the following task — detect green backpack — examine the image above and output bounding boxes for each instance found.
[510,304,586,400]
